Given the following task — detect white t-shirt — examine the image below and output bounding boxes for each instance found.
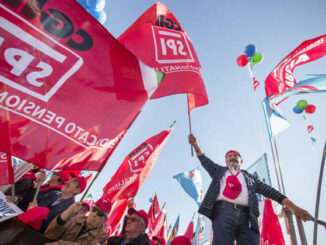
[217,169,249,206]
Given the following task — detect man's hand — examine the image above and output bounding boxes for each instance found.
[35,169,46,187]
[293,207,313,222]
[61,202,82,221]
[28,202,38,210]
[6,196,18,203]
[188,134,203,156]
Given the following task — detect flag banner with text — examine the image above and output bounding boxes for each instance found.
[103,128,171,201]
[0,1,162,171]
[118,2,208,111]
[265,34,326,96]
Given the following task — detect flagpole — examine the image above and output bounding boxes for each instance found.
[312,141,326,245]
[262,100,298,244]
[188,112,194,157]
[80,171,100,201]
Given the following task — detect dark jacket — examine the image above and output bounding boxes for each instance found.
[107,234,151,245]
[38,192,75,233]
[198,154,287,232]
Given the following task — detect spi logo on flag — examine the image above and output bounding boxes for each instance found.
[0,152,6,162]
[128,143,154,173]
[152,25,194,64]
[0,4,83,102]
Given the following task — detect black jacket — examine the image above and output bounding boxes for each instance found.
[198,154,287,231]
[107,234,151,245]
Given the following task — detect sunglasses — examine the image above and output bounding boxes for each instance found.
[91,207,106,217]
[127,217,141,223]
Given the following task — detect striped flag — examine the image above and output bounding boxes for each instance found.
[167,215,180,245]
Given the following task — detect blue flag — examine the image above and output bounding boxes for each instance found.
[173,167,203,206]
[167,215,180,245]
[246,153,272,185]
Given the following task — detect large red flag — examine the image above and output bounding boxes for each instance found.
[157,214,168,241]
[265,34,326,96]
[148,194,161,232]
[118,2,208,112]
[103,128,171,202]
[260,199,285,245]
[0,1,162,171]
[0,152,14,185]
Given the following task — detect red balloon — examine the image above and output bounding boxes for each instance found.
[236,55,249,67]
[305,104,316,114]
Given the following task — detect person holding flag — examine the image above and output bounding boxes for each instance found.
[188,134,312,245]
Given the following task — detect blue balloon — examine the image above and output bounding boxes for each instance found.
[88,0,105,11]
[77,0,88,10]
[244,44,256,57]
[88,9,107,24]
[149,197,153,203]
[293,106,304,114]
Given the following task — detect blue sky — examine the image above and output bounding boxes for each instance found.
[85,0,326,243]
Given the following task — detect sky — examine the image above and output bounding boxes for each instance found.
[84,0,326,243]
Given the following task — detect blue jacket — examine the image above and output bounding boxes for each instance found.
[198,154,286,231]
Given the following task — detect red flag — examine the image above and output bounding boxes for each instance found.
[103,128,171,201]
[265,34,326,96]
[118,2,208,112]
[0,1,162,171]
[0,152,14,185]
[151,209,166,238]
[260,199,285,245]
[157,214,168,241]
[307,125,314,133]
[184,219,194,244]
[105,199,129,235]
[148,194,161,232]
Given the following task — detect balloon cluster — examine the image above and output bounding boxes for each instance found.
[236,44,264,67]
[236,44,264,91]
[293,100,316,114]
[77,0,107,25]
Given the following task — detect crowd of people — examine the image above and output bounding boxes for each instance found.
[0,165,191,245]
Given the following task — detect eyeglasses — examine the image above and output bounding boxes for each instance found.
[91,207,106,217]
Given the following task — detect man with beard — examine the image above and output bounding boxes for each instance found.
[188,134,312,245]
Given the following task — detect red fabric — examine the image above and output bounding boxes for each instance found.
[95,198,112,213]
[105,199,129,233]
[260,199,285,245]
[171,236,192,245]
[187,93,196,115]
[156,215,168,242]
[40,184,63,191]
[265,34,326,96]
[222,174,242,199]
[184,220,194,244]
[225,150,241,158]
[150,210,166,238]
[18,207,50,231]
[103,129,171,202]
[307,125,314,133]
[118,2,208,112]
[253,77,260,91]
[0,0,155,171]
[148,194,161,232]
[128,208,149,227]
[0,152,14,185]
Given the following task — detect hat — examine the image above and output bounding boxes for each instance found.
[18,207,49,231]
[171,236,192,245]
[128,208,148,227]
[152,236,166,245]
[70,173,87,193]
[225,150,241,158]
[56,171,69,184]
[222,175,242,199]
[95,198,112,214]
